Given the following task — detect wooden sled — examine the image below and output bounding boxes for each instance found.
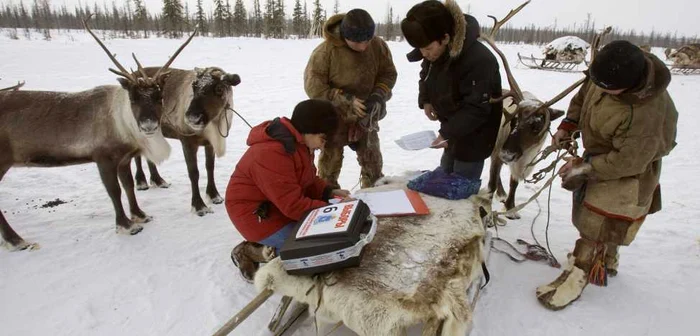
[212,180,492,336]
[517,53,588,72]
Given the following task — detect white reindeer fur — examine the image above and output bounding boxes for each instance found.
[201,90,234,157]
[496,92,547,181]
[111,89,171,164]
[254,179,486,335]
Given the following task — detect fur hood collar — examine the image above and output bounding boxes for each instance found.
[618,53,672,104]
[322,14,347,47]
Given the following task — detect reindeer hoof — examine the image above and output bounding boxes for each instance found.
[151,179,171,188]
[193,206,214,217]
[2,240,41,252]
[506,212,521,220]
[209,195,224,204]
[136,182,150,191]
[131,215,153,223]
[116,223,144,235]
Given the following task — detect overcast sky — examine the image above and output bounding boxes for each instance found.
[33,0,700,37]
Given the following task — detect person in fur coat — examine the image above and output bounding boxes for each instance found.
[539,40,679,310]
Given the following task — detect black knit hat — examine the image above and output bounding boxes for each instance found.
[590,40,647,90]
[401,1,455,48]
[291,99,339,136]
[340,9,375,42]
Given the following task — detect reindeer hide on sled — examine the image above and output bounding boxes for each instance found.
[254,181,486,336]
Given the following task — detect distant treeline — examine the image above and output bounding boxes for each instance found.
[0,0,697,49]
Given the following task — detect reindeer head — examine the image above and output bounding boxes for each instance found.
[665,47,677,60]
[83,17,195,136]
[184,67,241,131]
[499,97,565,163]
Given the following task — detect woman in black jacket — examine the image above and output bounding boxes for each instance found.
[401,0,502,180]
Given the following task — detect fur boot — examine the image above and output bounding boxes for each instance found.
[231,241,276,282]
[536,239,596,310]
[605,243,619,277]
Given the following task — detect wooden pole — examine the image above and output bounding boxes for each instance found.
[212,289,274,336]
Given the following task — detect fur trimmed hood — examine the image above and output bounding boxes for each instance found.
[619,53,672,105]
[445,0,467,58]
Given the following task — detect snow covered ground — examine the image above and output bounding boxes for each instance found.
[1,30,699,336]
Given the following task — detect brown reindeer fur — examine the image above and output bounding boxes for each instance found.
[0,85,170,250]
[254,180,485,335]
[133,67,239,215]
[667,43,700,66]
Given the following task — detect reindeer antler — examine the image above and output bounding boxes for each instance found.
[131,53,152,84]
[152,29,198,81]
[0,81,25,92]
[83,15,137,83]
[480,1,530,103]
[589,26,612,65]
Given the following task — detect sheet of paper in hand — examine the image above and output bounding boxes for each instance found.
[395,130,438,150]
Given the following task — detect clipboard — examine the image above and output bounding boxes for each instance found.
[353,189,430,217]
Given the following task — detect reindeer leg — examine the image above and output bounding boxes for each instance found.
[0,162,39,251]
[147,159,170,188]
[505,177,521,220]
[204,144,223,204]
[133,156,149,190]
[96,158,143,235]
[488,157,507,201]
[182,139,212,216]
[118,159,152,224]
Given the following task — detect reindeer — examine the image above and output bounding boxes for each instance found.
[131,67,241,216]
[666,43,700,67]
[481,4,609,219]
[0,21,195,251]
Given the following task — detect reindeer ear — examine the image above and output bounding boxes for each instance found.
[194,67,205,76]
[157,72,171,88]
[503,99,518,113]
[224,73,241,86]
[117,77,131,90]
[549,108,565,121]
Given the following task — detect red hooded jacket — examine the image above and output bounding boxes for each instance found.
[225,117,331,242]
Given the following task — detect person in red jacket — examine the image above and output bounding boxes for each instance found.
[226,99,350,281]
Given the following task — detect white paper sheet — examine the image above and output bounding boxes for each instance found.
[394,130,438,151]
[353,190,416,216]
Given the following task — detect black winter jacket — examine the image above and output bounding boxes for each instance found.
[409,14,502,162]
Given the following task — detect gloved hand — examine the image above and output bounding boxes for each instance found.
[337,91,366,120]
[424,103,438,121]
[358,93,386,131]
[552,129,572,149]
[559,157,592,191]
